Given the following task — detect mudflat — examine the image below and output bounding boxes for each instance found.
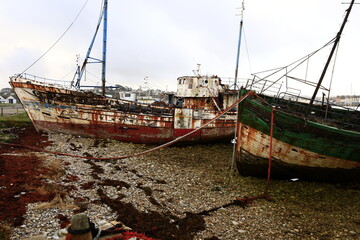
[1,126,359,240]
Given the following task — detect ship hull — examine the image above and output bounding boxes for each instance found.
[10,78,236,144]
[31,120,234,144]
[236,90,360,182]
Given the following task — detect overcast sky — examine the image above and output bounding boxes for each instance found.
[1,0,359,96]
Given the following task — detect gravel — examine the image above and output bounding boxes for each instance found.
[9,133,360,240]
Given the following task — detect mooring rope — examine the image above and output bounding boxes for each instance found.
[0,92,252,161]
[217,93,275,211]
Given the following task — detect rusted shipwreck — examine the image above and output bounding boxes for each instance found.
[10,74,238,144]
[10,0,239,144]
[235,0,360,182]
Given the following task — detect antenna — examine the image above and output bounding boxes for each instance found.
[144,76,150,96]
[144,76,149,87]
[193,64,201,77]
[71,54,82,88]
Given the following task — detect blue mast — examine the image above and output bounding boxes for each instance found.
[233,1,245,90]
[101,0,108,96]
[74,0,108,96]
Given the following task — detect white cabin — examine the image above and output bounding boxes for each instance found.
[119,92,137,101]
[176,75,226,98]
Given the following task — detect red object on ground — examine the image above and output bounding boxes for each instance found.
[0,127,54,226]
[65,231,159,240]
[107,231,159,240]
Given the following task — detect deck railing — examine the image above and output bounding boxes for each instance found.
[17,73,72,88]
[245,74,360,131]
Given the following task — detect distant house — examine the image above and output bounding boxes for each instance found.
[334,95,360,107]
[119,92,137,101]
[6,95,17,104]
[0,88,19,104]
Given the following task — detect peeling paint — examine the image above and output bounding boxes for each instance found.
[10,76,238,144]
[235,90,360,181]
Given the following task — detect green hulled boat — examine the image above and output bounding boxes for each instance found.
[235,1,360,182]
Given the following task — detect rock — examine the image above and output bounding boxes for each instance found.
[97,220,109,227]
[211,186,222,191]
[68,213,92,240]
[22,235,47,240]
[218,207,226,212]
[349,230,357,235]
[58,229,68,236]
[232,221,239,226]
[110,221,121,226]
[71,213,90,230]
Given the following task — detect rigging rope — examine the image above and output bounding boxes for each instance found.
[20,0,90,75]
[250,37,337,94]
[325,43,340,119]
[243,26,253,74]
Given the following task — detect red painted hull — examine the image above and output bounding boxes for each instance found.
[10,77,237,144]
[33,120,234,144]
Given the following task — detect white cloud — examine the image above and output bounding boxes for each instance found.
[1,0,359,95]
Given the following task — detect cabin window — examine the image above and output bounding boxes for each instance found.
[125,93,131,97]
[188,79,193,89]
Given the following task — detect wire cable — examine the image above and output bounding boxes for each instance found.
[20,0,90,75]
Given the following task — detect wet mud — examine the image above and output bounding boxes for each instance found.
[0,127,210,239]
[78,158,209,240]
[1,126,360,240]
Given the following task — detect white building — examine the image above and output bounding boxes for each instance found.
[119,92,137,102]
[7,96,17,104]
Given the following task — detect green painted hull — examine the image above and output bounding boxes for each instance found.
[236,90,360,182]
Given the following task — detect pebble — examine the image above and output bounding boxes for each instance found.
[8,133,360,240]
[58,229,68,236]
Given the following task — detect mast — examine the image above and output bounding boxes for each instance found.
[234,0,245,90]
[307,0,355,113]
[102,0,108,96]
[74,0,108,94]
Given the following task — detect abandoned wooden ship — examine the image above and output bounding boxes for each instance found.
[10,0,239,144]
[235,0,360,182]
